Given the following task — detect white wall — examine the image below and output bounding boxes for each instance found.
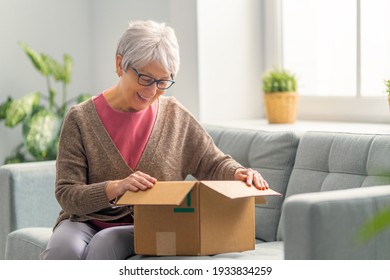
[169,0,200,117]
[197,0,263,122]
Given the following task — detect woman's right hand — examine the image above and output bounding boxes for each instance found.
[118,171,157,192]
[106,171,157,202]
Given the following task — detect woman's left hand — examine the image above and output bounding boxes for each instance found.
[234,168,269,190]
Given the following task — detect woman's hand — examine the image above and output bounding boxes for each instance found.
[118,171,157,192]
[234,168,269,190]
[106,171,157,202]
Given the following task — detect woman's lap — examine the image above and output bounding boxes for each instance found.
[40,220,134,260]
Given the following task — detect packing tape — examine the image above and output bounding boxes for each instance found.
[156,232,176,256]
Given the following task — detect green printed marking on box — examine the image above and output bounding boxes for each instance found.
[173,192,194,213]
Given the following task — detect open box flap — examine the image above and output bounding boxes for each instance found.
[200,180,281,199]
[116,181,197,206]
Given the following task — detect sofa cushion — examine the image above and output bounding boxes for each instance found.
[205,125,299,242]
[5,227,52,260]
[278,131,390,240]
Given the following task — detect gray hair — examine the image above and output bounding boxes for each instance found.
[116,20,180,78]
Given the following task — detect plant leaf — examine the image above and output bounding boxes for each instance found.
[42,54,63,82]
[356,205,390,244]
[49,88,56,110]
[22,108,62,161]
[385,79,390,95]
[262,67,297,93]
[5,92,41,127]
[19,42,51,77]
[62,54,73,85]
[0,97,13,120]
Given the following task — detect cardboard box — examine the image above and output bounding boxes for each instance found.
[116,180,281,256]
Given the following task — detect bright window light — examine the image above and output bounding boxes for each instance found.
[282,0,390,97]
[361,0,390,97]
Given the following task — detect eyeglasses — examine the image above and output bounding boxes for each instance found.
[129,67,175,90]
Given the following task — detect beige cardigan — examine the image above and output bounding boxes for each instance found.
[54,96,242,228]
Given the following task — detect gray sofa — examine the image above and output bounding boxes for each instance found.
[1,125,390,260]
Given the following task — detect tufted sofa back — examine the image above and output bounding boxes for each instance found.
[205,125,300,242]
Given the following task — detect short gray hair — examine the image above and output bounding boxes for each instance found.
[116,20,180,78]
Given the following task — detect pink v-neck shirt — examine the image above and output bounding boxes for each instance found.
[93,93,158,170]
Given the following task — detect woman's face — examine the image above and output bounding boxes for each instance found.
[117,57,171,112]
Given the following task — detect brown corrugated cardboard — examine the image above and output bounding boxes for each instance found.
[116,180,281,256]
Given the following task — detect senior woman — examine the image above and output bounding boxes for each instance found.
[40,20,268,260]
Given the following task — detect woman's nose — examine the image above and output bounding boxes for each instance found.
[144,82,158,93]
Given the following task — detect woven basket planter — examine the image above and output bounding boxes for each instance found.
[263,92,298,124]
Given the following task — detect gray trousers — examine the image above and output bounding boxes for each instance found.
[40,220,135,260]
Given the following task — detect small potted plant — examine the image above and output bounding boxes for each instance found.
[262,67,298,124]
[385,79,390,107]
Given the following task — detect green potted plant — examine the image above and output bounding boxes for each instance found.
[262,67,298,124]
[0,42,90,164]
[385,79,390,107]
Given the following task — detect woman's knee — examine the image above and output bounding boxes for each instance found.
[41,244,84,260]
[84,226,134,260]
[41,220,95,260]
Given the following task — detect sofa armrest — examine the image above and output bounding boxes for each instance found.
[282,185,390,259]
[0,161,59,259]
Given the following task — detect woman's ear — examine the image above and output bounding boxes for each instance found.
[115,55,123,77]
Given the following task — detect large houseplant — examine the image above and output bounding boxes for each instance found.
[0,42,90,164]
[262,67,298,124]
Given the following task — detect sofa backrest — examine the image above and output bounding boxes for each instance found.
[205,125,300,242]
[277,131,390,240]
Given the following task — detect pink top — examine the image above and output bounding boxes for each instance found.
[93,93,158,170]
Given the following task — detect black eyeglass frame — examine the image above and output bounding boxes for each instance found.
[129,67,175,90]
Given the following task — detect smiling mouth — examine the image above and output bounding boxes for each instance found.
[136,92,152,102]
